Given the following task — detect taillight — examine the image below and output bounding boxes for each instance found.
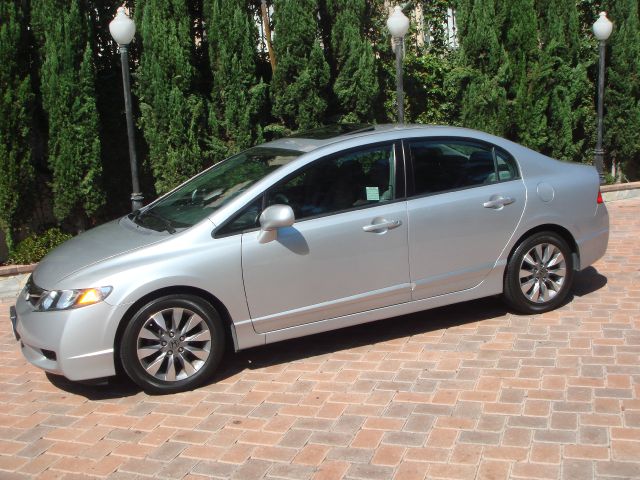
[597,189,604,204]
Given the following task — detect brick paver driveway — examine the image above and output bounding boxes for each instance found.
[1,198,639,480]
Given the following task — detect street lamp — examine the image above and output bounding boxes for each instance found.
[593,11,613,185]
[386,5,410,124]
[109,6,143,211]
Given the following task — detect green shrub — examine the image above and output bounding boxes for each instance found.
[7,228,72,265]
[263,123,291,141]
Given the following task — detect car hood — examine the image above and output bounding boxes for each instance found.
[33,217,169,288]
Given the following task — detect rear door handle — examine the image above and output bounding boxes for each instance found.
[362,219,402,232]
[483,196,515,209]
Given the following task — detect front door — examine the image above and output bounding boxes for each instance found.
[242,142,411,334]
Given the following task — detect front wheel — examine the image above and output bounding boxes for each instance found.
[503,232,574,314]
[120,295,225,394]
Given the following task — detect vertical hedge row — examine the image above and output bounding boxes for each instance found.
[135,0,207,195]
[0,0,35,251]
[1,0,640,255]
[206,0,265,155]
[271,0,330,130]
[31,0,105,231]
[604,0,640,180]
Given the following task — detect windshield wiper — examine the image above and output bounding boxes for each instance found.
[130,209,176,234]
[129,209,142,222]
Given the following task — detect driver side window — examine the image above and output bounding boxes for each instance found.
[266,144,396,221]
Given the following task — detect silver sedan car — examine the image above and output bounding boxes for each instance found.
[11,125,609,393]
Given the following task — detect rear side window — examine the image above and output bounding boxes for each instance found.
[495,150,518,181]
[408,139,518,196]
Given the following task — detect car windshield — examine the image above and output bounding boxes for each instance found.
[130,147,302,231]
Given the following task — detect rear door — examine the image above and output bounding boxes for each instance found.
[405,138,526,300]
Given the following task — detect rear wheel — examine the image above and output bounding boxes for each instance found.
[120,295,224,394]
[504,232,574,314]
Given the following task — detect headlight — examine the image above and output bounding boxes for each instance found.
[35,287,113,311]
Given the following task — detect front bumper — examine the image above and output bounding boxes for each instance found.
[13,294,125,381]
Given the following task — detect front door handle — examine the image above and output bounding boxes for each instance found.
[483,196,515,209]
[362,219,402,232]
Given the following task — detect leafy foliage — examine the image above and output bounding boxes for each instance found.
[206,0,265,155]
[135,0,208,194]
[603,0,640,179]
[535,0,593,163]
[31,0,105,230]
[422,0,450,55]
[3,0,640,256]
[0,1,35,251]
[502,0,543,146]
[404,53,456,125]
[328,0,378,123]
[456,0,508,136]
[271,0,330,130]
[7,228,72,265]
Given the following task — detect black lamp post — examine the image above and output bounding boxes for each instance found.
[592,11,613,185]
[386,6,410,124]
[109,6,143,211]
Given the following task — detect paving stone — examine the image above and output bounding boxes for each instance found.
[0,197,639,480]
[561,459,593,480]
[381,431,426,447]
[326,447,373,463]
[266,463,314,480]
[459,430,501,445]
[156,457,198,479]
[346,463,394,480]
[579,425,608,445]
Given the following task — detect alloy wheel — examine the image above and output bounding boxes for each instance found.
[518,242,567,304]
[135,307,212,382]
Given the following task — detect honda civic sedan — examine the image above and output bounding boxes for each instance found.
[11,124,609,393]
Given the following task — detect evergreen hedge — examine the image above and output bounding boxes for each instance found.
[1,0,639,261]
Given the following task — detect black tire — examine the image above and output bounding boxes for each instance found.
[503,232,574,314]
[120,294,225,394]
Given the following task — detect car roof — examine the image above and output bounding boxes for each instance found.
[263,124,487,153]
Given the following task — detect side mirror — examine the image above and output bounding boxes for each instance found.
[258,204,295,243]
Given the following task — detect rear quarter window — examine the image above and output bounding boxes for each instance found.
[408,139,520,197]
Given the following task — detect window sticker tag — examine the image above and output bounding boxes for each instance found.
[366,186,380,201]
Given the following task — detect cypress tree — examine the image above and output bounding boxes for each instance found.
[456,0,508,135]
[502,0,547,150]
[536,0,592,163]
[538,0,580,63]
[0,0,35,251]
[402,1,455,125]
[31,0,105,230]
[328,0,378,123]
[603,0,640,180]
[206,0,265,155]
[136,0,208,194]
[271,0,330,130]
